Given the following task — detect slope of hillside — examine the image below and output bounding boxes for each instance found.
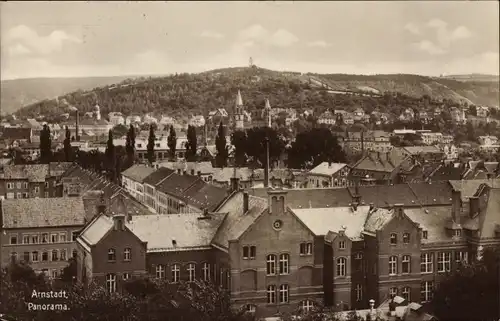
[10,67,500,120]
[440,74,500,83]
[0,75,151,115]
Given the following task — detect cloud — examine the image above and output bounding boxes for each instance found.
[236,24,299,48]
[450,26,472,41]
[200,30,224,39]
[5,25,82,55]
[404,23,421,35]
[7,43,31,56]
[414,40,446,55]
[307,40,332,48]
[268,29,299,47]
[427,18,448,30]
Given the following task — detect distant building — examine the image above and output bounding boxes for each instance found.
[307,162,351,188]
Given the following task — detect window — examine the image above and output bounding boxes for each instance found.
[336,257,347,276]
[389,256,398,275]
[279,284,289,303]
[34,186,40,194]
[437,252,451,273]
[16,193,21,199]
[123,248,131,261]
[202,262,210,281]
[123,273,130,280]
[22,235,30,244]
[31,234,39,244]
[266,254,276,275]
[52,250,59,261]
[242,246,249,259]
[32,251,39,262]
[59,233,66,243]
[355,284,363,301]
[45,182,49,188]
[72,250,77,259]
[171,264,180,283]
[420,253,433,273]
[72,231,79,241]
[10,235,18,245]
[106,274,117,293]
[249,246,256,259]
[390,233,397,245]
[156,265,165,278]
[22,193,28,198]
[60,250,66,261]
[300,242,313,255]
[301,300,314,312]
[389,287,398,298]
[338,240,346,250]
[402,287,411,302]
[42,251,48,262]
[354,253,363,272]
[422,231,428,239]
[279,254,290,275]
[45,192,49,198]
[455,229,462,237]
[108,249,116,261]
[246,304,256,314]
[51,269,59,279]
[51,234,59,243]
[455,251,468,264]
[42,233,48,243]
[420,281,433,302]
[402,255,411,274]
[10,252,17,262]
[7,182,13,189]
[23,252,30,262]
[403,232,410,244]
[267,285,276,304]
[23,182,28,189]
[16,182,21,189]
[187,263,196,282]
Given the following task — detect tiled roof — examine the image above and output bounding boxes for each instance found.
[403,146,443,155]
[49,162,73,177]
[429,163,464,181]
[407,182,452,205]
[2,164,49,182]
[1,198,86,228]
[449,179,500,202]
[79,215,114,246]
[464,187,500,238]
[308,162,348,177]
[157,173,200,197]
[128,213,225,252]
[349,185,417,207]
[0,127,32,140]
[404,206,461,244]
[364,208,394,233]
[212,167,255,182]
[143,167,174,185]
[212,191,268,248]
[293,206,372,240]
[353,148,408,173]
[247,187,353,208]
[183,183,228,211]
[121,164,156,182]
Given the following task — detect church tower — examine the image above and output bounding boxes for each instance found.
[234,90,245,130]
[93,103,101,121]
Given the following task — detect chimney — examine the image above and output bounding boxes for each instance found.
[191,169,195,176]
[394,203,404,218]
[451,190,462,223]
[197,171,201,177]
[264,136,270,188]
[243,191,249,213]
[352,183,361,204]
[177,169,181,174]
[112,214,126,231]
[369,299,375,313]
[230,177,240,192]
[75,110,80,141]
[97,191,106,215]
[469,196,479,218]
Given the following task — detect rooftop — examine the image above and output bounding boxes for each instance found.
[121,164,156,183]
[308,162,348,177]
[1,198,86,229]
[143,167,175,186]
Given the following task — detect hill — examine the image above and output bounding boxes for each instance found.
[0,75,153,115]
[439,74,500,83]
[10,67,500,121]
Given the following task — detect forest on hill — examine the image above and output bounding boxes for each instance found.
[11,66,500,121]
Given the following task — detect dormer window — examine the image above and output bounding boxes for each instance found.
[390,233,397,245]
[454,230,462,237]
[338,241,346,250]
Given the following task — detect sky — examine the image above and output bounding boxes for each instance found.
[1,1,499,80]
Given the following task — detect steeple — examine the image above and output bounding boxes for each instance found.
[234,90,245,130]
[264,99,272,128]
[236,90,243,107]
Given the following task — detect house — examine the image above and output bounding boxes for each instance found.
[108,112,125,126]
[74,180,500,318]
[125,115,142,125]
[62,118,113,137]
[401,146,445,162]
[0,197,88,279]
[349,148,414,185]
[476,106,489,118]
[443,145,458,160]
[344,131,392,154]
[318,110,336,125]
[0,127,33,147]
[450,107,466,124]
[189,115,206,127]
[142,167,175,212]
[0,163,72,199]
[307,162,351,188]
[419,132,443,145]
[156,161,215,182]
[478,136,499,150]
[121,165,156,203]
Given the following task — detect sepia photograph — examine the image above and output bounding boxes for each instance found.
[0,1,499,321]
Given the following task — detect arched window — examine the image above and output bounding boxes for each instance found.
[336,257,346,276]
[266,254,276,275]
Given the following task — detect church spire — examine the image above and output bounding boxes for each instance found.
[236,90,243,107]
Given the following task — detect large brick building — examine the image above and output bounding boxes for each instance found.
[74,178,500,319]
